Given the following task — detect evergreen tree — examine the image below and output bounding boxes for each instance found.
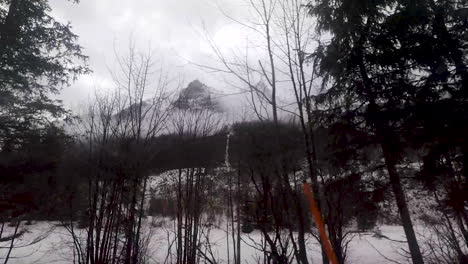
[308,0,467,263]
[0,0,88,148]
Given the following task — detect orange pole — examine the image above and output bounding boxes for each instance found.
[303,182,339,264]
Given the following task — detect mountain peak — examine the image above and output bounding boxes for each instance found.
[180,79,209,98]
[173,80,221,111]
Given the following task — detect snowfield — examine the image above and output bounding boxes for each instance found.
[0,220,426,264]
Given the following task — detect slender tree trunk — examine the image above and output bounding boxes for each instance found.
[296,207,309,264]
[132,176,148,264]
[176,169,183,264]
[236,166,241,264]
[381,142,424,264]
[321,243,329,264]
[0,0,19,48]
[3,220,20,264]
[124,177,138,264]
[355,24,424,261]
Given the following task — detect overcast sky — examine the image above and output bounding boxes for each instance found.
[49,0,251,109]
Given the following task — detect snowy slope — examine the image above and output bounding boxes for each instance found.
[0,221,423,264]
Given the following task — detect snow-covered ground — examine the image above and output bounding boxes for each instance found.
[0,220,423,264]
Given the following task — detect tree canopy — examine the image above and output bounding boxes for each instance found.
[0,0,88,149]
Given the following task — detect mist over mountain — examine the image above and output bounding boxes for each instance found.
[173,80,222,112]
[172,79,296,123]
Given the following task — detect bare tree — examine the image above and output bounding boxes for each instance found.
[197,0,332,262]
[169,101,225,264]
[66,41,172,264]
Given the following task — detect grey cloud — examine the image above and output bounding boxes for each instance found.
[49,0,247,108]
